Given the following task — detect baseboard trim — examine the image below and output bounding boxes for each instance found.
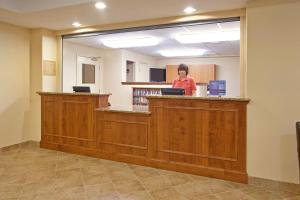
[0,141,39,152]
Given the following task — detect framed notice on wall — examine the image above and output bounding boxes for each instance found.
[43,60,56,76]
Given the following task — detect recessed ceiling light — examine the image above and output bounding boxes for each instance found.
[95,2,107,9]
[174,30,240,44]
[184,6,196,14]
[102,36,160,48]
[72,22,82,28]
[158,49,206,57]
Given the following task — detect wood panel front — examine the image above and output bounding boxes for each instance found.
[148,98,247,182]
[39,93,248,183]
[40,93,109,149]
[95,112,149,157]
[61,97,95,147]
[42,96,62,144]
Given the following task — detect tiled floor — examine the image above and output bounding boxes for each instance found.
[0,143,300,200]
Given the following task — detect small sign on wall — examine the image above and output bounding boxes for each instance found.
[208,80,226,96]
[43,60,56,76]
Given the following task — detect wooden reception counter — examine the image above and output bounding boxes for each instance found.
[38,92,250,183]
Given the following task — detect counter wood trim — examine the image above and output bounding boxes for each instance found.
[37,91,111,96]
[39,93,249,183]
[121,82,207,86]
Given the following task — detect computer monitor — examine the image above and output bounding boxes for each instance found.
[161,88,185,95]
[208,80,226,96]
[73,86,91,93]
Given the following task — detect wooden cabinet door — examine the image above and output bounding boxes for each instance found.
[166,65,178,83]
[166,64,216,83]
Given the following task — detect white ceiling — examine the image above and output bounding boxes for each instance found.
[0,0,248,30]
[65,21,240,58]
[0,0,95,12]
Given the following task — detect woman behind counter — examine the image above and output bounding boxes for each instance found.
[172,63,197,96]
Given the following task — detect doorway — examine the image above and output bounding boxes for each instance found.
[77,56,101,93]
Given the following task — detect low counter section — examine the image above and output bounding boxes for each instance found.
[38,92,249,183]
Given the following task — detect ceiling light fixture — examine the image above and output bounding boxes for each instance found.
[158,49,206,57]
[174,30,240,44]
[183,6,196,14]
[102,36,160,48]
[72,22,82,28]
[95,2,107,9]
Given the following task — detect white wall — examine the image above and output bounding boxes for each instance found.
[122,50,157,82]
[247,1,300,183]
[42,36,57,92]
[156,56,240,97]
[0,22,30,148]
[62,41,105,92]
[102,49,133,106]
[62,44,160,106]
[27,29,58,142]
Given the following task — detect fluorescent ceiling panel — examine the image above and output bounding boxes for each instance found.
[174,30,240,44]
[102,36,160,48]
[158,49,206,57]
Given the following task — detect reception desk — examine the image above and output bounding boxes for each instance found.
[38,92,249,183]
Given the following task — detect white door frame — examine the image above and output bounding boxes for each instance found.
[76,56,101,93]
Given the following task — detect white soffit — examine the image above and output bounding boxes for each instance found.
[0,0,247,30]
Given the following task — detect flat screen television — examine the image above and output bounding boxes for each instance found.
[150,68,166,82]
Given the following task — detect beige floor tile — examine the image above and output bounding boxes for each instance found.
[20,191,71,200]
[0,171,27,185]
[174,181,212,198]
[0,184,23,199]
[105,164,133,175]
[156,169,184,176]
[240,186,284,200]
[225,181,249,190]
[83,171,111,186]
[20,178,56,197]
[189,194,220,200]
[113,179,145,196]
[90,193,120,200]
[63,186,86,200]
[1,145,300,200]
[248,176,300,195]
[188,174,212,182]
[164,173,193,186]
[215,190,253,200]
[81,158,107,170]
[119,190,153,200]
[131,165,161,179]
[25,170,56,184]
[110,170,138,183]
[209,179,235,194]
[279,183,300,195]
[56,157,83,171]
[286,196,300,200]
[142,175,172,192]
[85,183,118,200]
[54,169,84,190]
[81,164,108,175]
[150,187,182,200]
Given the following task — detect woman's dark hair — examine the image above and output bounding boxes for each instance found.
[177,63,189,75]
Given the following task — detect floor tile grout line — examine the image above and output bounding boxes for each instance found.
[127,164,156,200]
